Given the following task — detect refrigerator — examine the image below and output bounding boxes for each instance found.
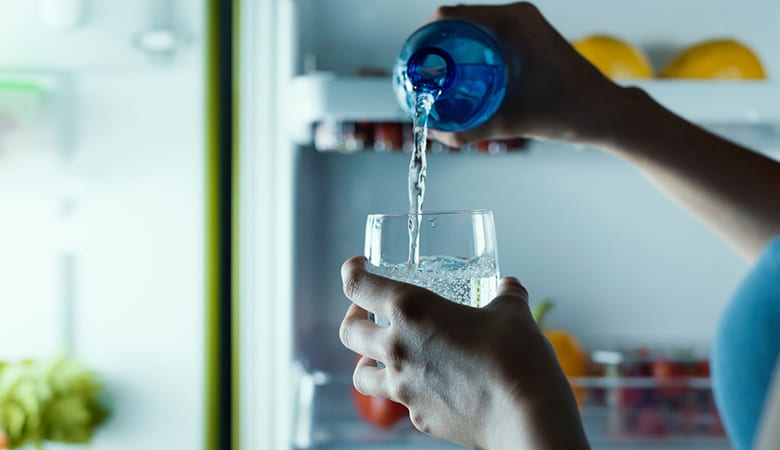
[244,1,780,450]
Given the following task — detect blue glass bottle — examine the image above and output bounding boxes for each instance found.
[393,20,508,132]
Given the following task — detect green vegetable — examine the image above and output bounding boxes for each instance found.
[0,357,107,449]
[531,298,555,325]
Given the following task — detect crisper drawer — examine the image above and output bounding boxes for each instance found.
[292,370,732,450]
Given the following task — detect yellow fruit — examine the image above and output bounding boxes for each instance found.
[660,39,766,80]
[544,330,589,379]
[573,34,653,80]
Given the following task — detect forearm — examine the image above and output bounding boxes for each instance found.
[584,85,780,263]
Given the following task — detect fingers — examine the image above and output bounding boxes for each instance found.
[428,128,472,148]
[339,303,386,361]
[353,354,391,398]
[431,2,541,29]
[342,255,420,318]
[424,2,521,24]
[422,3,545,148]
[429,120,511,148]
[497,276,529,302]
[424,3,509,150]
[341,256,393,316]
[430,3,504,24]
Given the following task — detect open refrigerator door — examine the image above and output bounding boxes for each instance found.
[0,1,207,449]
[240,1,780,449]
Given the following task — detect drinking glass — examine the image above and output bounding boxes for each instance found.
[364,210,500,325]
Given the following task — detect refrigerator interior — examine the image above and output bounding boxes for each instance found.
[247,0,780,449]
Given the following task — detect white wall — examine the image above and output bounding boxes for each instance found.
[0,1,205,449]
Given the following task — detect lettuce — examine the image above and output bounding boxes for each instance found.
[0,357,107,449]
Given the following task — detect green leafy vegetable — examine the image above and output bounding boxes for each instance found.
[0,357,107,449]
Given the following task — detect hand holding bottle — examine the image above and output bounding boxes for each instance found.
[423,2,622,147]
[426,2,780,262]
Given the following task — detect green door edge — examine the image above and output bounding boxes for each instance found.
[231,0,242,449]
[205,0,241,449]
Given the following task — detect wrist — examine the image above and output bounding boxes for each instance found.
[484,363,591,450]
[571,82,666,153]
[520,384,591,450]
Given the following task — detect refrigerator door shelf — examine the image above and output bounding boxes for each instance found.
[287,74,780,146]
[310,120,531,154]
[288,74,405,145]
[293,371,732,450]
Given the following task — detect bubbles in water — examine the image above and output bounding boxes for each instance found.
[367,255,498,308]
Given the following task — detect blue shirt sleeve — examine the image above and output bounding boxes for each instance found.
[712,237,780,450]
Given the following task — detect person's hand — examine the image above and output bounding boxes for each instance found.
[339,256,589,450]
[427,2,624,147]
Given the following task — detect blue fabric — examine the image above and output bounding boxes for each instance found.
[713,237,780,450]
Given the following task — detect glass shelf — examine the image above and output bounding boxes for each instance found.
[287,75,780,160]
[293,371,731,449]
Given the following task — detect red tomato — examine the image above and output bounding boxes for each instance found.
[352,386,409,428]
[0,430,8,449]
[351,355,408,428]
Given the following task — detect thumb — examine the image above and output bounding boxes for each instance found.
[429,123,497,148]
[496,276,529,302]
[428,113,514,148]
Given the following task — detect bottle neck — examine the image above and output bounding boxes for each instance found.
[406,47,456,97]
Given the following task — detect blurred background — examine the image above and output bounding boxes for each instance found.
[1,0,779,449]
[0,1,203,449]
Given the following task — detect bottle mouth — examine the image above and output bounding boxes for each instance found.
[406,47,455,95]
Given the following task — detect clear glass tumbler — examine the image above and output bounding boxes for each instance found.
[364,210,500,326]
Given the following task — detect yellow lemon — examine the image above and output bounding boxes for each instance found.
[660,39,766,80]
[573,34,653,80]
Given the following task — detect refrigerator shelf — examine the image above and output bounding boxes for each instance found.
[293,371,730,450]
[311,120,531,154]
[287,74,780,146]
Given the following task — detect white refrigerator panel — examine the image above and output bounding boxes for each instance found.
[0,1,205,449]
